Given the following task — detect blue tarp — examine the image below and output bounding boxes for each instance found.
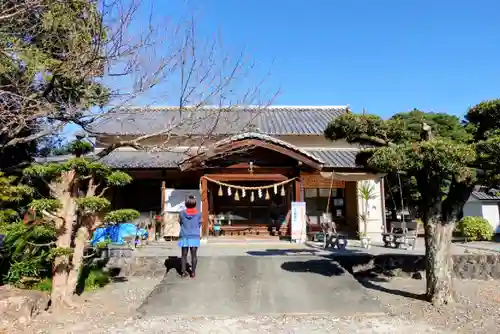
[90,223,148,245]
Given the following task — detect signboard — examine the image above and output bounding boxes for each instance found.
[301,174,345,189]
[291,201,307,243]
[164,188,202,212]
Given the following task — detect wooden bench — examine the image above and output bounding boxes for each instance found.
[382,221,418,250]
[220,226,252,236]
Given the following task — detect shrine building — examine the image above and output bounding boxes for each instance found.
[78,106,386,241]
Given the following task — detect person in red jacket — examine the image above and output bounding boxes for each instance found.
[178,195,201,278]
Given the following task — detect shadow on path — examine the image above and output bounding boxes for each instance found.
[247,248,425,301]
[355,275,426,301]
[326,253,427,302]
[281,259,345,277]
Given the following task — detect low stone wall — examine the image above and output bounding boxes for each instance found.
[92,246,167,277]
[105,255,166,277]
[333,254,500,280]
[108,246,134,258]
[102,250,500,280]
[453,254,500,279]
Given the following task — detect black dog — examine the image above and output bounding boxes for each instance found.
[164,256,191,276]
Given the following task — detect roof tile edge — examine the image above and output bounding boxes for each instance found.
[117,105,349,112]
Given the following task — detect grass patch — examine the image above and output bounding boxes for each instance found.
[32,277,52,292]
[83,268,110,291]
[30,267,110,293]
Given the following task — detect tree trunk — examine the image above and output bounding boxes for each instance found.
[49,171,77,310]
[50,256,69,310]
[50,223,72,310]
[66,226,89,296]
[424,218,455,305]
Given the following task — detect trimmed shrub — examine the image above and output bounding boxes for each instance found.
[457,216,493,241]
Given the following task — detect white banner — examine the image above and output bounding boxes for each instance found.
[291,201,307,243]
[164,188,202,212]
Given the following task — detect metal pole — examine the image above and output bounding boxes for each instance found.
[397,171,406,233]
[380,177,387,233]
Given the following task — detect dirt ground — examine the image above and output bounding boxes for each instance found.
[362,277,500,334]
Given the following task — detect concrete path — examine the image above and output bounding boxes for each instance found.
[137,255,383,317]
[134,238,499,258]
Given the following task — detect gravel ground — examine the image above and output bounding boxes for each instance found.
[11,277,162,334]
[362,277,500,334]
[9,276,500,333]
[94,314,443,333]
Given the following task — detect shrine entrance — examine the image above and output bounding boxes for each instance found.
[205,177,296,237]
[179,133,324,238]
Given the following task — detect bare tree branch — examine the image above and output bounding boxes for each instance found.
[1,0,277,156]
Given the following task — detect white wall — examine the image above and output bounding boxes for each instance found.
[480,203,500,234]
[357,179,383,242]
[463,201,500,234]
[463,201,483,218]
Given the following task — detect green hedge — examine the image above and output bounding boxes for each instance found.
[457,216,493,241]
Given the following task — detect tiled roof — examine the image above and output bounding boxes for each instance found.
[306,150,359,168]
[470,191,500,201]
[85,106,348,136]
[101,151,186,168]
[34,149,360,169]
[101,150,357,169]
[34,151,186,168]
[207,132,325,164]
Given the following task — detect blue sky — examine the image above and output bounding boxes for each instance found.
[153,0,500,118]
[65,0,500,138]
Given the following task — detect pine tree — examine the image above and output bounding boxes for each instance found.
[23,140,138,309]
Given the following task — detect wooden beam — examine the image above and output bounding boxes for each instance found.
[180,138,323,171]
[207,167,293,175]
[201,176,209,238]
[295,177,302,202]
[206,174,288,181]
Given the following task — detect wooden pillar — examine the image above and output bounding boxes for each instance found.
[294,177,302,202]
[201,176,209,238]
[380,177,387,233]
[345,181,358,235]
[158,181,166,239]
[288,177,302,236]
[161,181,166,213]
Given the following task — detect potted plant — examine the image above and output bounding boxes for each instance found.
[358,181,377,249]
[96,237,112,258]
[358,231,370,249]
[213,218,221,237]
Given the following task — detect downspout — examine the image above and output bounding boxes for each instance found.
[380,176,387,233]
